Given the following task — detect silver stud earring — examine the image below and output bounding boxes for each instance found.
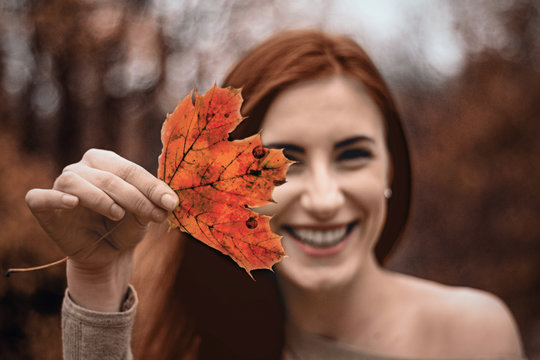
[384,188,392,199]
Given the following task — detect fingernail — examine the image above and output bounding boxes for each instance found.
[152,208,167,222]
[110,204,125,220]
[61,194,78,208]
[161,193,178,211]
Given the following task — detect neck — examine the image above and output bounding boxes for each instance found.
[277,254,391,344]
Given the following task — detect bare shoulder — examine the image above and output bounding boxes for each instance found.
[439,286,524,357]
[391,273,524,358]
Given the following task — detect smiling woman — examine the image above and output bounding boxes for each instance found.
[25,29,525,360]
[134,30,524,360]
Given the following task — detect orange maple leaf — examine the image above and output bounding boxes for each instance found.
[158,85,290,274]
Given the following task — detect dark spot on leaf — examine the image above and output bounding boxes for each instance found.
[249,169,261,176]
[252,146,266,159]
[246,217,258,229]
[224,113,229,118]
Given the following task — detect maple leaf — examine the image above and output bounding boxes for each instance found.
[158,84,290,274]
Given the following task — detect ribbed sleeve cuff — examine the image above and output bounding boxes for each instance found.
[62,285,137,360]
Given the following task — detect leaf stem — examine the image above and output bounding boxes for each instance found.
[5,220,124,277]
[5,257,68,277]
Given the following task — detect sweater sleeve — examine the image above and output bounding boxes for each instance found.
[61,285,138,360]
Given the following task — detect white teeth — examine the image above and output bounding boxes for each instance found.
[313,231,323,245]
[291,226,348,247]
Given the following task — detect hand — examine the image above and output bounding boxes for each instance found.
[25,149,178,311]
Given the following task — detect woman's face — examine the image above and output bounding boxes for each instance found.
[259,76,391,291]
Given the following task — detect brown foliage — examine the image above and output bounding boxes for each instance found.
[1,0,539,358]
[0,128,63,359]
[388,8,540,355]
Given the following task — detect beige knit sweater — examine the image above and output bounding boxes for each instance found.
[62,287,526,360]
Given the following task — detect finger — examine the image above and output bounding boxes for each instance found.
[62,164,168,223]
[25,189,79,212]
[54,170,126,221]
[81,149,179,211]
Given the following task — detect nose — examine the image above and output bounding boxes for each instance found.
[300,163,345,220]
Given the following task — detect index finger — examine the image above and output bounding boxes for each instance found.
[81,149,178,211]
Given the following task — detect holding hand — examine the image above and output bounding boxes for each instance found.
[25,149,178,311]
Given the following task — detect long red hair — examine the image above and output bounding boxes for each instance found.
[134,29,411,360]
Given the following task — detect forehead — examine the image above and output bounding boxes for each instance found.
[261,76,385,145]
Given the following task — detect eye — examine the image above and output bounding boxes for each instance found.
[337,148,372,161]
[283,149,301,162]
[282,150,304,175]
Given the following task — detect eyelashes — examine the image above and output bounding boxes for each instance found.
[337,148,372,160]
[283,150,299,162]
[283,148,373,166]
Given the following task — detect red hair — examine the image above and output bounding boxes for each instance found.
[134,29,411,360]
[225,29,411,264]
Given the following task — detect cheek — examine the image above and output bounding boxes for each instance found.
[251,179,300,220]
[343,170,387,215]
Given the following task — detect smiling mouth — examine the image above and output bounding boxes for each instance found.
[283,222,356,248]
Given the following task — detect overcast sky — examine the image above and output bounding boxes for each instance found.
[150,0,524,91]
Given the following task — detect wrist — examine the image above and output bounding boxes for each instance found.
[66,251,134,312]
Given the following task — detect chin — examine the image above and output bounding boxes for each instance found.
[276,260,361,292]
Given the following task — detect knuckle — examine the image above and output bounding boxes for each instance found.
[145,181,160,199]
[54,171,77,190]
[82,148,99,163]
[132,196,151,215]
[97,172,118,191]
[119,162,139,181]
[82,148,114,166]
[62,163,78,174]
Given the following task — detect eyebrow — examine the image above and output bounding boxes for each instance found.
[335,135,375,149]
[265,143,305,153]
[266,136,374,153]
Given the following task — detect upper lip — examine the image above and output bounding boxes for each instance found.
[283,222,356,231]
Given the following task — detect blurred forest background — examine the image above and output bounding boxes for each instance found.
[0,0,539,359]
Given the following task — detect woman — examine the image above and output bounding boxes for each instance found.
[25,30,524,360]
